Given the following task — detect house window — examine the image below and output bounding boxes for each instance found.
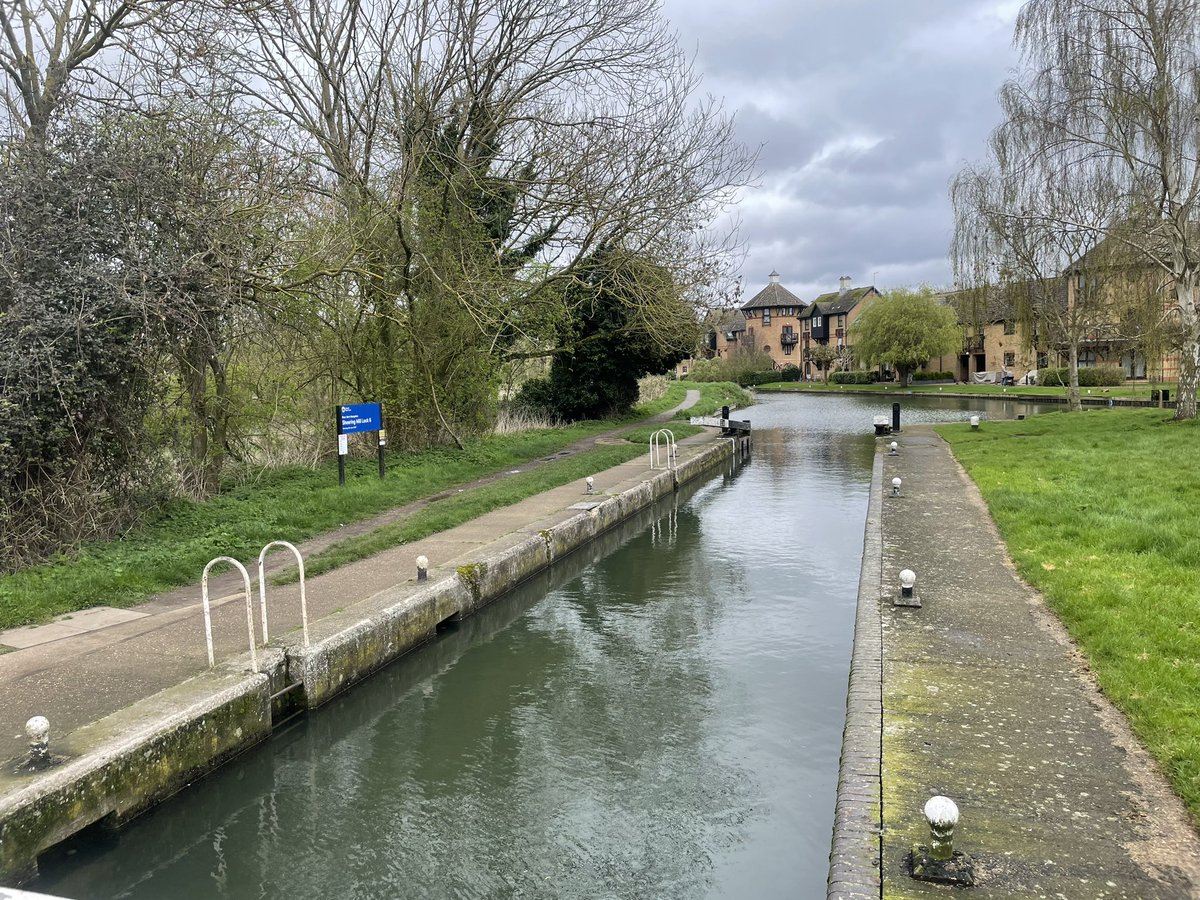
[1003,352,1015,367]
[762,309,771,325]
[1080,349,1097,367]
[784,343,793,355]
[815,316,823,328]
[681,365,688,374]
[763,345,771,354]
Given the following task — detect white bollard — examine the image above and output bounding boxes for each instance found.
[25,716,50,767]
[924,796,959,861]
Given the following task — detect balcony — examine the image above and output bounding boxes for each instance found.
[780,332,799,346]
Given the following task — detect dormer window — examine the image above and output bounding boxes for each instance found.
[815,315,823,328]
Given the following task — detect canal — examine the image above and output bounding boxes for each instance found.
[30,394,1062,900]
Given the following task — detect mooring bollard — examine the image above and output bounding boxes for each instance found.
[585,476,595,495]
[894,568,921,608]
[892,401,901,433]
[889,440,898,455]
[416,555,429,582]
[25,716,51,769]
[970,415,980,429]
[891,476,902,496]
[911,795,974,885]
[925,796,958,860]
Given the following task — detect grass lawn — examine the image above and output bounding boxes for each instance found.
[758,380,1172,401]
[937,409,1200,820]
[0,381,747,630]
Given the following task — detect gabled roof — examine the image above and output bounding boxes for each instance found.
[940,280,1066,325]
[740,272,806,311]
[712,309,746,335]
[804,285,879,315]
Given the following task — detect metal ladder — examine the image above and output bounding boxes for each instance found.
[200,541,311,673]
[650,428,677,470]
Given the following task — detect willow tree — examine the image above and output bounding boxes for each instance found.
[950,157,1153,411]
[850,287,960,387]
[988,0,1200,419]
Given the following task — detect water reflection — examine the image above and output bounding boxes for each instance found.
[34,393,899,900]
[758,389,1064,426]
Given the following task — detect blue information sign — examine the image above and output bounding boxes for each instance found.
[339,403,382,435]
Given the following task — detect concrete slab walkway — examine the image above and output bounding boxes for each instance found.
[0,392,706,766]
[839,426,1200,898]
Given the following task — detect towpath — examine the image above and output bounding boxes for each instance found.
[0,391,703,764]
[830,426,1200,899]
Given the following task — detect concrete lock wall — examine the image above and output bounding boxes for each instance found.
[0,438,737,884]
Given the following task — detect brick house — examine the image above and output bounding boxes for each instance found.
[930,267,1178,383]
[799,277,881,379]
[926,286,1044,383]
[735,271,807,367]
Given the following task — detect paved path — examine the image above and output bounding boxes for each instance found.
[840,427,1200,898]
[0,391,704,764]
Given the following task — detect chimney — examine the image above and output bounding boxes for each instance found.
[769,270,781,285]
[839,275,852,294]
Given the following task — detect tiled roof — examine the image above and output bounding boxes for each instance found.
[806,286,878,314]
[740,281,806,311]
[940,280,1066,325]
[713,309,747,334]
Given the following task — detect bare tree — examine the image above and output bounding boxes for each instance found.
[951,160,1143,410]
[0,0,175,142]
[807,342,841,383]
[208,0,754,444]
[989,0,1200,419]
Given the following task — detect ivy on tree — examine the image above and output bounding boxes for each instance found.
[517,251,697,421]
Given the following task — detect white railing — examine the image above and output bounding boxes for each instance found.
[650,428,677,470]
[201,557,258,673]
[257,540,310,648]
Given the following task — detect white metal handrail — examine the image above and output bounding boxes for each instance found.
[650,428,677,470]
[257,540,310,648]
[201,557,258,673]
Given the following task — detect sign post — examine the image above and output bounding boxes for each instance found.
[336,403,385,486]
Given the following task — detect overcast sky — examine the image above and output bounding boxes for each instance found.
[660,0,1024,301]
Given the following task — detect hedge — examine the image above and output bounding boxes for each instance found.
[739,371,781,386]
[831,371,875,384]
[1038,365,1124,387]
[913,370,955,381]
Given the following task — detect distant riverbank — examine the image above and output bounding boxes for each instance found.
[754,380,1174,408]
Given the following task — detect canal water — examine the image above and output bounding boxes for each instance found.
[30,394,1061,900]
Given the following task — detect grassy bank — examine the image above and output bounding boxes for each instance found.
[0,381,746,630]
[759,381,1171,401]
[938,409,1200,819]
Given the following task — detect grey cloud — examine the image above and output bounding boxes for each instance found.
[665,0,1021,292]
